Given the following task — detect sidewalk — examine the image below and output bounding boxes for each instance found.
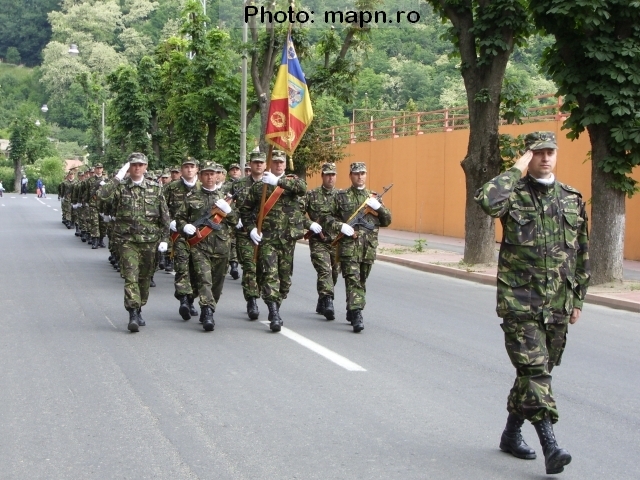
[376,228,640,314]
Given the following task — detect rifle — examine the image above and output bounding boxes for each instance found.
[185,186,246,244]
[331,183,394,247]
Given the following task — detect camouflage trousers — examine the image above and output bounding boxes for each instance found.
[229,230,238,263]
[78,205,88,231]
[62,198,72,222]
[87,203,100,237]
[236,233,260,300]
[501,317,568,424]
[309,239,340,297]
[340,260,372,311]
[173,236,199,300]
[121,241,158,310]
[258,240,296,304]
[191,248,229,309]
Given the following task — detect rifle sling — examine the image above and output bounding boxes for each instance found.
[187,210,227,247]
[261,186,285,220]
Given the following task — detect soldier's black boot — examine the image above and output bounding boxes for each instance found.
[188,296,198,317]
[81,232,88,242]
[267,302,282,332]
[150,277,156,287]
[202,306,215,331]
[247,297,259,320]
[499,413,536,460]
[323,296,335,321]
[98,237,106,248]
[178,296,191,321]
[346,310,353,324]
[164,258,173,272]
[91,237,99,249]
[315,296,325,315]
[127,308,140,332]
[116,259,121,272]
[158,254,165,271]
[533,416,571,474]
[350,309,364,333]
[137,308,146,326]
[229,261,239,280]
[74,224,81,236]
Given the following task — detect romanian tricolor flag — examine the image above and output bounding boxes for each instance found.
[265,33,313,156]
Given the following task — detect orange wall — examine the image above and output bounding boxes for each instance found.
[307,121,640,260]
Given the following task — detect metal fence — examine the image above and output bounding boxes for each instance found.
[321,94,566,145]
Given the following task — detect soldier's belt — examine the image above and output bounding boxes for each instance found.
[170,231,180,243]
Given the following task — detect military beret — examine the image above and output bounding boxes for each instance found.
[525,131,558,151]
[182,157,198,166]
[249,151,266,162]
[229,163,241,170]
[200,161,217,172]
[321,162,337,174]
[350,162,367,173]
[272,150,286,162]
[127,152,148,164]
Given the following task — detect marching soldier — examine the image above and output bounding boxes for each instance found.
[175,161,238,331]
[475,131,590,475]
[224,163,242,280]
[230,151,266,320]
[59,170,75,229]
[322,162,392,333]
[170,166,181,182]
[239,150,307,332]
[305,162,340,320]
[228,163,242,181]
[98,153,170,332]
[71,170,85,239]
[86,163,108,249]
[164,157,201,320]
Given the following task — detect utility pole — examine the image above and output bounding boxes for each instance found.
[240,1,248,171]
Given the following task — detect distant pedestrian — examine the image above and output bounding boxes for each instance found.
[41,184,46,198]
[0,181,4,197]
[36,178,43,197]
[21,176,28,195]
[475,131,590,475]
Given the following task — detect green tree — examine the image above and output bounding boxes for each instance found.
[531,0,640,284]
[8,114,55,191]
[5,47,21,65]
[424,0,533,264]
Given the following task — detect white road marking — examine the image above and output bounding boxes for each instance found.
[259,321,366,372]
[53,209,58,211]
[105,315,117,329]
[11,196,16,198]
[36,198,45,205]
[1,204,4,207]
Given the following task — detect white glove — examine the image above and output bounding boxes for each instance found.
[183,224,197,235]
[250,227,263,245]
[340,223,355,236]
[158,242,168,253]
[103,215,111,223]
[169,220,177,232]
[115,162,130,181]
[72,203,80,209]
[310,222,322,234]
[236,218,243,229]
[215,198,232,214]
[262,171,279,186]
[366,197,381,210]
[99,180,106,186]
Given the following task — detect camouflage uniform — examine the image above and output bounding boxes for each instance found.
[305,164,340,304]
[323,164,392,322]
[164,167,201,302]
[175,164,238,315]
[59,176,75,225]
[239,154,307,312]
[474,132,590,425]
[86,166,107,244]
[99,156,170,313]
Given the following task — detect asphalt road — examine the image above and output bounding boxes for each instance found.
[1,194,639,479]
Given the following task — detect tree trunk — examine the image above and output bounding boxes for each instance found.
[460,71,507,264]
[207,122,217,151]
[13,158,22,193]
[586,124,625,285]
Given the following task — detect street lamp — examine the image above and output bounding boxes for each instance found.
[68,44,79,56]
[41,104,48,113]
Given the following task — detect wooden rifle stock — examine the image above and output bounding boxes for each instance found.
[253,145,274,261]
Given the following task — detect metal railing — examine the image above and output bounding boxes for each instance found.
[320,94,566,145]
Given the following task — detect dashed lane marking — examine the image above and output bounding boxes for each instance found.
[259,321,366,372]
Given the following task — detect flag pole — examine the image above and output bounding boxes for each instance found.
[253,144,274,261]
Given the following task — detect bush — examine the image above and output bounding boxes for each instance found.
[0,166,15,192]
[5,47,21,65]
[25,157,65,194]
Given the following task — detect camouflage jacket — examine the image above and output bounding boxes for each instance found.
[175,187,238,256]
[70,179,83,204]
[60,179,75,199]
[163,178,201,219]
[239,174,307,243]
[230,176,260,237]
[86,175,107,205]
[98,177,170,244]
[305,185,338,243]
[322,186,392,264]
[474,167,590,323]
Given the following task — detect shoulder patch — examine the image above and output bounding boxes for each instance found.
[560,182,582,196]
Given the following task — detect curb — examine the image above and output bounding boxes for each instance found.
[377,254,640,314]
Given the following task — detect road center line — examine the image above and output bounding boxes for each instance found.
[259,321,366,372]
[53,208,58,211]
[36,198,45,205]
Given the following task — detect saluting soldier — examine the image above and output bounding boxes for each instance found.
[175,161,238,331]
[230,151,266,320]
[323,162,392,333]
[305,162,340,320]
[239,150,307,332]
[99,153,170,332]
[164,157,201,321]
[474,131,590,475]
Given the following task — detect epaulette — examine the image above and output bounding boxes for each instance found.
[560,182,582,197]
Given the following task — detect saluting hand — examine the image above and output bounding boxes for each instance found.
[513,150,533,173]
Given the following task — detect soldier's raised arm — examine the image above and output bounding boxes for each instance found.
[277,175,306,195]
